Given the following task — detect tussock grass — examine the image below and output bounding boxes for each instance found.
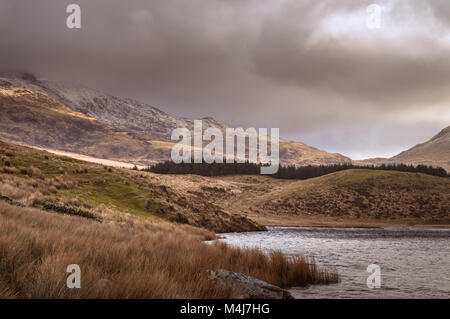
[0,174,42,205]
[0,203,338,299]
[0,167,16,174]
[25,166,44,179]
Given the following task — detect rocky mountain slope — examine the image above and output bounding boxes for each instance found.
[390,126,450,170]
[356,126,450,171]
[0,76,351,166]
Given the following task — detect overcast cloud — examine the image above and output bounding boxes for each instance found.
[1,0,449,159]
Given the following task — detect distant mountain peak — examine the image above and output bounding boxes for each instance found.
[429,125,450,142]
[356,125,450,171]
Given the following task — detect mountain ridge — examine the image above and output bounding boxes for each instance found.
[356,126,450,171]
[0,76,351,166]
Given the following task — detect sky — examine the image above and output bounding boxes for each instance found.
[1,0,449,159]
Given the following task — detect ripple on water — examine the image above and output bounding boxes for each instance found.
[219,226,450,299]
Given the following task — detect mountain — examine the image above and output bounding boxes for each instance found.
[0,76,351,166]
[390,126,450,170]
[356,126,450,171]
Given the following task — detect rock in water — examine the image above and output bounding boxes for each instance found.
[208,269,294,299]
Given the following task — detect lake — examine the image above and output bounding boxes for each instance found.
[218,226,450,299]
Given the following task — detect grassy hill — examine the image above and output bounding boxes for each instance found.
[207,171,450,227]
[254,170,449,226]
[1,139,449,231]
[0,140,262,232]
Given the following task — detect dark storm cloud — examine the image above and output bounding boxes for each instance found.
[429,0,450,27]
[250,0,450,107]
[0,0,449,159]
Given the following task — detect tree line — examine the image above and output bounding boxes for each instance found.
[142,161,449,179]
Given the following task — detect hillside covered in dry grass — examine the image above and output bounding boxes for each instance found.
[1,140,449,232]
[0,140,262,232]
[226,170,450,227]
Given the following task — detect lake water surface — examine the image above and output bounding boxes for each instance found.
[219,227,450,299]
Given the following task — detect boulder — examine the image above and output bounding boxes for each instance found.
[208,269,294,299]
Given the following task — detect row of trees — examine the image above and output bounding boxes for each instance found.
[145,161,262,176]
[274,163,448,179]
[144,161,449,179]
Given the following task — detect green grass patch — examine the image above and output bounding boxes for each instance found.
[0,141,172,220]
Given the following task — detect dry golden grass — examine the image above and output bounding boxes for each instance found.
[0,202,338,299]
[0,174,43,206]
[0,167,17,174]
[25,166,44,179]
[212,170,450,227]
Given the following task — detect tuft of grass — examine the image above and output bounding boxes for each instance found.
[1,167,16,174]
[1,157,11,167]
[26,166,44,179]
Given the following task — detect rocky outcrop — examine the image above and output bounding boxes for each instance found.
[0,195,26,207]
[208,269,294,299]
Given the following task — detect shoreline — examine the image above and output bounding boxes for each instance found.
[245,214,450,231]
[262,224,450,229]
[218,223,450,235]
[261,222,450,229]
